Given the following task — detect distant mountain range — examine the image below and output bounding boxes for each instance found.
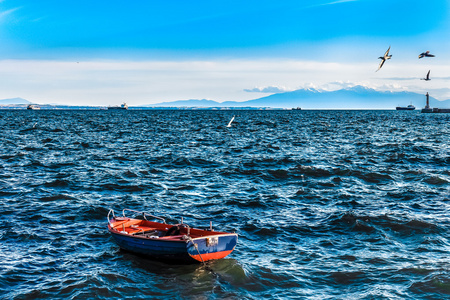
[0,97,32,104]
[2,86,449,109]
[150,86,450,109]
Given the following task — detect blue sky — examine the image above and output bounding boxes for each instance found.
[0,0,449,105]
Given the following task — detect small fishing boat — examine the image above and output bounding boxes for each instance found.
[27,104,40,110]
[107,209,238,263]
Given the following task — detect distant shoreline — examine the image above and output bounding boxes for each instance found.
[1,105,280,110]
[0,105,411,111]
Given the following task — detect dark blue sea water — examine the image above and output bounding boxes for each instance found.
[0,110,449,299]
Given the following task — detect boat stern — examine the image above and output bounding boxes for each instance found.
[186,233,238,262]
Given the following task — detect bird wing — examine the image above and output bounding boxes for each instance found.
[384,46,391,57]
[227,116,235,127]
[377,59,385,71]
[427,70,430,79]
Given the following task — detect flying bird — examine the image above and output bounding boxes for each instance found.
[226,115,235,127]
[376,46,392,72]
[420,70,431,81]
[418,51,435,59]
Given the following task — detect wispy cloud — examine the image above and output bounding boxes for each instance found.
[383,77,419,81]
[326,0,358,5]
[315,0,358,7]
[0,7,20,19]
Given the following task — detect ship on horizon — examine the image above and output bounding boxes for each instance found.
[108,103,128,110]
[396,104,415,111]
[27,104,40,110]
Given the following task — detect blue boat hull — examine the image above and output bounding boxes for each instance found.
[110,230,238,263]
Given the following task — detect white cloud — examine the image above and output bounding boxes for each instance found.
[321,81,359,90]
[243,86,290,93]
[377,83,408,91]
[429,88,450,100]
[0,58,449,105]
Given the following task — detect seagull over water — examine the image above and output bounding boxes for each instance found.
[420,70,431,81]
[226,115,235,127]
[376,46,392,72]
[418,51,435,59]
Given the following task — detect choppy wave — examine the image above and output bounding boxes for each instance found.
[0,110,449,299]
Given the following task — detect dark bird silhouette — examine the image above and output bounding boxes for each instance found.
[376,46,392,72]
[418,51,435,59]
[420,70,431,81]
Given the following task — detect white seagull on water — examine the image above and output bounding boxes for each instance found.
[376,46,392,72]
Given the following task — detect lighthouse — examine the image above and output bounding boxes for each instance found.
[421,92,433,113]
[421,92,450,113]
[425,92,430,109]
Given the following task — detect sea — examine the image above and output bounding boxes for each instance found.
[0,109,449,299]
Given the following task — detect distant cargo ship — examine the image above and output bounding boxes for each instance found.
[108,103,128,110]
[396,104,415,111]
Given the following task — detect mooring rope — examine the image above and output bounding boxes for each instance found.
[183,235,217,274]
[184,235,205,264]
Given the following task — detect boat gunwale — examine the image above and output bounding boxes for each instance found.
[107,220,237,243]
